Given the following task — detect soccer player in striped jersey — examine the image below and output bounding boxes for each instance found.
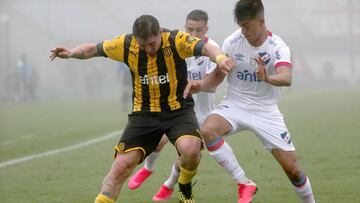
[184,1,316,202]
[127,10,220,201]
[50,15,234,203]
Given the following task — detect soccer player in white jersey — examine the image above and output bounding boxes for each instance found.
[184,1,316,203]
[128,9,219,201]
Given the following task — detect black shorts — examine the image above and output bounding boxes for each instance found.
[114,108,202,160]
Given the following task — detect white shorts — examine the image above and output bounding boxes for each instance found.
[211,99,295,151]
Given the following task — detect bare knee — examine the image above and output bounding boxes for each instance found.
[109,151,142,181]
[200,124,219,144]
[177,138,201,169]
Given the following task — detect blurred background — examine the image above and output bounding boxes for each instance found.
[0,0,359,103]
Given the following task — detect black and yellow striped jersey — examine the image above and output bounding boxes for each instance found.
[97,29,205,113]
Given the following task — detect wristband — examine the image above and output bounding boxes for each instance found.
[215,54,227,64]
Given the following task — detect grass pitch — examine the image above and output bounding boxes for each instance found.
[0,86,359,203]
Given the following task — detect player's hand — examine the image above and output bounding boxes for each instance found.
[49,47,71,61]
[254,56,268,82]
[183,80,202,99]
[217,57,235,75]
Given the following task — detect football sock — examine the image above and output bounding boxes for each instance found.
[292,175,315,203]
[94,193,115,203]
[144,151,161,172]
[178,182,193,199]
[178,165,197,185]
[207,138,249,184]
[164,163,180,189]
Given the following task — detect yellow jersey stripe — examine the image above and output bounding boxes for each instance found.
[162,32,181,110]
[128,36,142,112]
[147,55,161,112]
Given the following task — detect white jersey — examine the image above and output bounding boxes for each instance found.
[222,29,292,108]
[186,38,219,124]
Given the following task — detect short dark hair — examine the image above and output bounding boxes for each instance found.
[132,15,160,40]
[233,0,264,23]
[186,9,208,23]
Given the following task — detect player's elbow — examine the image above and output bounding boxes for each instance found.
[285,77,292,86]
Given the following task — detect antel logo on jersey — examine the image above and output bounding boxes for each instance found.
[188,71,202,80]
[259,52,271,65]
[237,70,261,82]
[139,73,170,85]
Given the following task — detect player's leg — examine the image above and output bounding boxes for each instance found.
[271,149,315,203]
[95,150,143,203]
[201,113,257,203]
[251,106,315,203]
[152,157,180,201]
[145,134,169,171]
[165,108,202,202]
[128,135,169,190]
[176,135,202,202]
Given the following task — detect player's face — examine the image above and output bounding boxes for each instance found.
[185,19,208,40]
[238,16,265,45]
[137,33,162,56]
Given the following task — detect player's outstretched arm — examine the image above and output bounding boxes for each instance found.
[50,43,98,61]
[183,67,226,99]
[201,43,235,75]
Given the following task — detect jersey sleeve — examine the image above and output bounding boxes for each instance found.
[174,31,205,59]
[96,34,126,62]
[274,45,292,68]
[221,38,231,56]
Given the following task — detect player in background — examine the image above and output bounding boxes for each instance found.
[128,10,219,201]
[184,1,316,203]
[50,15,234,203]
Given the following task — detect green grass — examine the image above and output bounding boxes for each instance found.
[0,87,359,203]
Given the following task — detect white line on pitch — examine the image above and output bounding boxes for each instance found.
[0,130,122,169]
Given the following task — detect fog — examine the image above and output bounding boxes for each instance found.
[0,0,359,102]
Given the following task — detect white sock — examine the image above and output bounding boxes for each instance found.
[163,163,180,189]
[294,176,315,203]
[144,151,161,172]
[208,141,249,184]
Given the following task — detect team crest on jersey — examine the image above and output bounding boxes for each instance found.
[275,50,281,60]
[280,131,292,144]
[186,36,197,44]
[259,52,271,65]
[162,47,173,57]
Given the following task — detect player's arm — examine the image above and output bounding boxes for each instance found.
[203,78,216,92]
[268,66,292,86]
[202,66,227,91]
[174,31,234,75]
[254,56,291,86]
[201,43,235,75]
[50,43,98,61]
[184,66,226,98]
[254,48,292,86]
[203,53,220,92]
